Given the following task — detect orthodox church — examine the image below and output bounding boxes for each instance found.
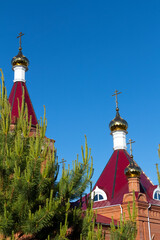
[7,34,160,239]
[87,101,160,240]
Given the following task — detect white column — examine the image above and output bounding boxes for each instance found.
[13,66,26,82]
[112,131,127,150]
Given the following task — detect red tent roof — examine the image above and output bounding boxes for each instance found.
[79,149,158,210]
[92,149,156,205]
[9,82,38,126]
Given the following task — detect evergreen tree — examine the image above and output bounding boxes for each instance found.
[110,192,137,240]
[0,69,104,240]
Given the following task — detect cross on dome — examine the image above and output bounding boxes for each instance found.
[59,158,67,170]
[11,33,29,71]
[17,32,24,51]
[127,139,135,157]
[112,90,122,111]
[109,90,128,150]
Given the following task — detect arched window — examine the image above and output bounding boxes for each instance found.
[153,186,160,200]
[91,186,107,202]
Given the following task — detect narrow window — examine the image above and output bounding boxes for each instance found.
[99,194,103,200]
[154,192,157,200]
[94,194,98,201]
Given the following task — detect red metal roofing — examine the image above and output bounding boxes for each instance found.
[9,82,38,126]
[79,149,158,212]
[93,149,156,205]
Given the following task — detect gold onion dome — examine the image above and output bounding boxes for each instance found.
[11,47,29,71]
[124,158,141,178]
[109,107,128,132]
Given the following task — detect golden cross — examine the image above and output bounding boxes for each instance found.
[112,90,122,109]
[59,158,67,170]
[127,139,135,157]
[17,32,24,50]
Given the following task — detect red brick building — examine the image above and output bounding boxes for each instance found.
[82,97,160,239]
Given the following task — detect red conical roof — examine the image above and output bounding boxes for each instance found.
[92,149,156,206]
[78,149,157,211]
[9,81,38,126]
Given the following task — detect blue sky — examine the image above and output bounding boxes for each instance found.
[0,0,160,188]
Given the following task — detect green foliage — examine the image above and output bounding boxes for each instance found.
[0,69,101,240]
[81,208,105,240]
[110,192,137,240]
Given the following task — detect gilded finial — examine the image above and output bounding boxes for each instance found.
[112,90,122,112]
[125,139,141,178]
[127,139,135,158]
[109,90,128,132]
[17,32,24,51]
[11,33,29,71]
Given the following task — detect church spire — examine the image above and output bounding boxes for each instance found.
[9,33,37,128]
[109,90,128,150]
